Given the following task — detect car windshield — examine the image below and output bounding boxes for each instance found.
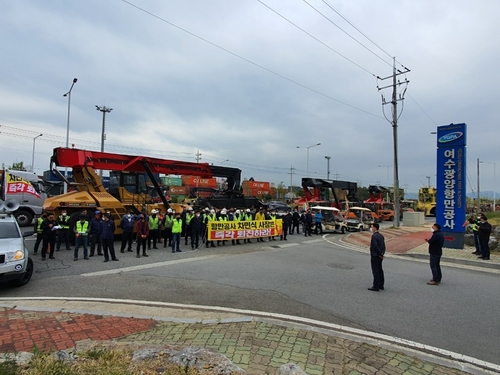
[0,222,21,239]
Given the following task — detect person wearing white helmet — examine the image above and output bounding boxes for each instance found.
[242,208,254,243]
[204,208,217,248]
[217,209,228,246]
[147,209,160,250]
[231,209,242,245]
[162,208,174,248]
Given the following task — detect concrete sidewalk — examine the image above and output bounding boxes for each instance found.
[0,298,498,375]
[340,225,500,270]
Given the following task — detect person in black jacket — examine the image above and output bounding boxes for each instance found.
[368,223,385,291]
[477,216,492,260]
[425,223,445,285]
[100,213,119,262]
[41,212,58,261]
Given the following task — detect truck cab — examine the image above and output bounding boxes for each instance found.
[0,169,47,227]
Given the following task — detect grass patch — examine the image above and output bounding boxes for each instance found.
[11,347,205,375]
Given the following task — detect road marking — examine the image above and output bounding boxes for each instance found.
[81,255,221,277]
[302,239,324,244]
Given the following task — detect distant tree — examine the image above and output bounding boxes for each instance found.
[261,193,272,201]
[276,182,287,200]
[10,161,26,171]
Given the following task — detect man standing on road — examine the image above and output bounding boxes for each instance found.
[135,214,149,258]
[119,210,135,253]
[368,223,385,291]
[101,213,119,262]
[425,223,444,285]
[478,215,492,260]
[171,212,183,253]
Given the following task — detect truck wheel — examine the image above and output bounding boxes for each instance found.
[14,210,34,227]
[9,258,34,287]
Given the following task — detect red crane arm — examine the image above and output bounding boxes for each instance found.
[51,147,213,177]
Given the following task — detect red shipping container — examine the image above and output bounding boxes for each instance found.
[242,181,270,190]
[182,176,218,188]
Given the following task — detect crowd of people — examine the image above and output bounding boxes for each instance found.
[32,206,327,262]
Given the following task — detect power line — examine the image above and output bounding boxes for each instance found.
[120,0,383,119]
[300,0,393,69]
[256,0,377,76]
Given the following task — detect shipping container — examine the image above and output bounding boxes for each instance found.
[182,175,218,188]
[161,176,183,186]
[168,186,188,195]
[242,180,270,190]
[244,188,270,197]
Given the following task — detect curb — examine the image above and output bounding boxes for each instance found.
[0,297,499,375]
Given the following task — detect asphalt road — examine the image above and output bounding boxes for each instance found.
[3,229,500,366]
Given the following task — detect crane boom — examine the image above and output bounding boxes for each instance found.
[51,147,213,177]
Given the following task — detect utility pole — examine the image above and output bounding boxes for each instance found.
[426,176,431,188]
[477,158,480,209]
[325,156,331,179]
[95,105,113,179]
[195,150,202,163]
[377,57,410,228]
[288,166,295,196]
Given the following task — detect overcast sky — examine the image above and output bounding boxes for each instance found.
[1,0,498,195]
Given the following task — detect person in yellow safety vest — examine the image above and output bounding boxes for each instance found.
[184,207,195,247]
[205,209,217,248]
[231,209,242,245]
[33,213,47,255]
[242,208,254,243]
[268,210,277,241]
[162,209,174,248]
[255,207,267,242]
[147,209,160,250]
[73,213,90,261]
[217,209,228,246]
[56,209,71,251]
[171,212,183,253]
[200,207,209,245]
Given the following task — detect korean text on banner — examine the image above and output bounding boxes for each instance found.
[207,219,283,240]
[5,171,40,198]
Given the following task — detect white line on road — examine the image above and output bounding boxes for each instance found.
[81,255,221,277]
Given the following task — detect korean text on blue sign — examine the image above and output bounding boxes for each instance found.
[436,123,467,232]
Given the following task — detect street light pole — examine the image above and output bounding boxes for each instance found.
[31,134,43,172]
[297,143,321,177]
[96,105,113,179]
[63,78,78,193]
[325,156,331,179]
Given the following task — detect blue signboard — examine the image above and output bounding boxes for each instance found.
[436,123,467,249]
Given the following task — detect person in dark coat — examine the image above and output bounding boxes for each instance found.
[41,212,58,261]
[88,210,103,257]
[135,214,149,258]
[280,211,292,241]
[368,223,385,291]
[291,209,300,234]
[425,223,444,285]
[191,210,203,249]
[100,213,119,262]
[477,215,492,260]
[119,210,135,253]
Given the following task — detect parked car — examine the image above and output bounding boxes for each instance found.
[345,207,375,232]
[310,206,347,233]
[0,210,34,287]
[267,201,291,213]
